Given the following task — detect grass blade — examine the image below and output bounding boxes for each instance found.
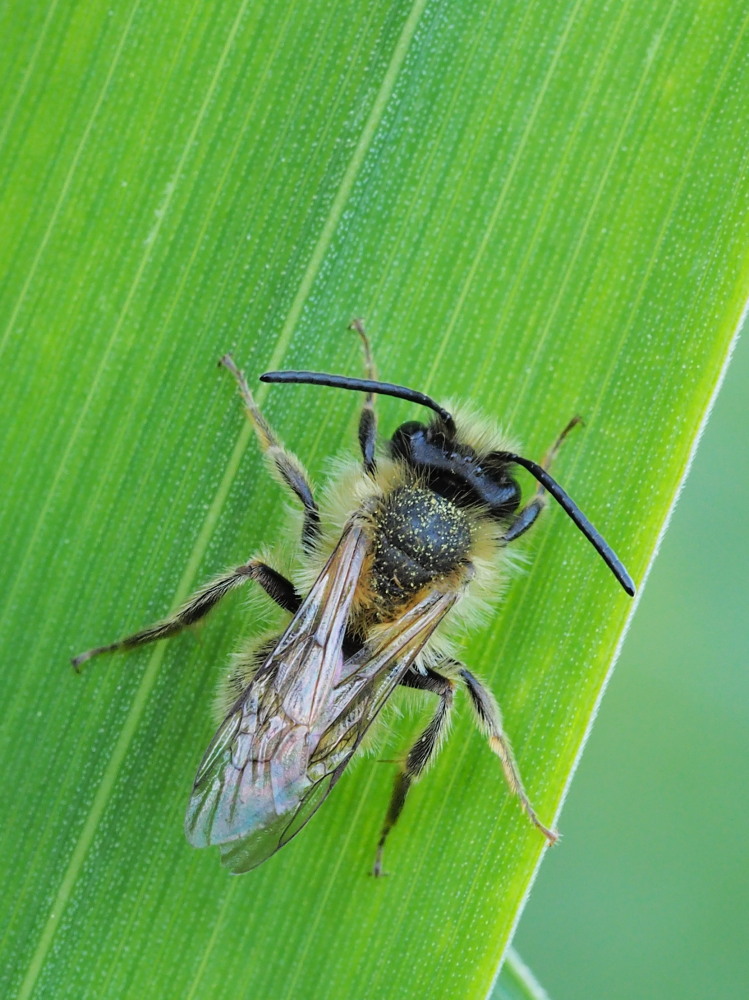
[2,1,748,996]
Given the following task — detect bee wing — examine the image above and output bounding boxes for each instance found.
[308,587,460,775]
[185,518,461,874]
[184,520,369,867]
[217,585,460,873]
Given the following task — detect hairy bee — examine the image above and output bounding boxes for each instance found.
[73,322,634,876]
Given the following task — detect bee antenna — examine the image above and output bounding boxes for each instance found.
[503,452,635,596]
[259,370,456,432]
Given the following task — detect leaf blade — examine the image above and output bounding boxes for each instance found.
[2,0,748,997]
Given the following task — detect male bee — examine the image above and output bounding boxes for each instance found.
[73,323,634,875]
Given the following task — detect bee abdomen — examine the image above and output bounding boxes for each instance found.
[372,486,471,601]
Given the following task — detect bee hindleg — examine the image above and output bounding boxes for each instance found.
[459,666,558,844]
[72,559,300,670]
[500,416,582,543]
[349,319,378,475]
[220,353,320,550]
[373,669,454,877]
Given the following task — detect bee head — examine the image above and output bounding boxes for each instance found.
[390,419,522,520]
[259,366,635,594]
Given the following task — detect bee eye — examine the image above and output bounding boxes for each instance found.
[427,430,449,451]
[483,451,507,469]
[390,421,427,461]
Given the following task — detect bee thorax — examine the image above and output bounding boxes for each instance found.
[371,486,472,601]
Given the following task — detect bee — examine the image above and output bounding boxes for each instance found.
[73,322,634,876]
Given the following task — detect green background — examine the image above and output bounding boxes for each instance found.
[517,328,749,998]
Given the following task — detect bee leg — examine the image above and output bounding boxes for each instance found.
[349,319,377,475]
[72,560,300,670]
[458,665,558,844]
[220,353,321,550]
[242,561,302,613]
[501,417,582,543]
[500,497,545,543]
[373,668,454,877]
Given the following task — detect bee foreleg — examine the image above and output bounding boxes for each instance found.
[349,319,378,476]
[458,666,558,845]
[72,560,300,670]
[220,353,321,549]
[500,498,545,543]
[373,669,454,877]
[500,417,582,544]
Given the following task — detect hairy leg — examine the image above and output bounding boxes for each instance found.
[221,353,321,549]
[72,559,300,669]
[373,667,455,876]
[349,319,378,475]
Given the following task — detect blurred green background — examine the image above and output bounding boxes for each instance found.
[516,327,748,997]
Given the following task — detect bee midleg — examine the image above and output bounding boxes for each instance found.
[220,353,320,549]
[501,416,582,543]
[458,664,558,844]
[349,319,378,475]
[373,668,454,877]
[71,560,300,670]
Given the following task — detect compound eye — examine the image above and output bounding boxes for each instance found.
[390,421,427,461]
[482,453,522,512]
[426,425,449,449]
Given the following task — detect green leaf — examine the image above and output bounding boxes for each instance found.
[2,1,748,997]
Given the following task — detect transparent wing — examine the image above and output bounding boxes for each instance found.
[185,521,460,874]
[217,585,459,873]
[185,520,368,865]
